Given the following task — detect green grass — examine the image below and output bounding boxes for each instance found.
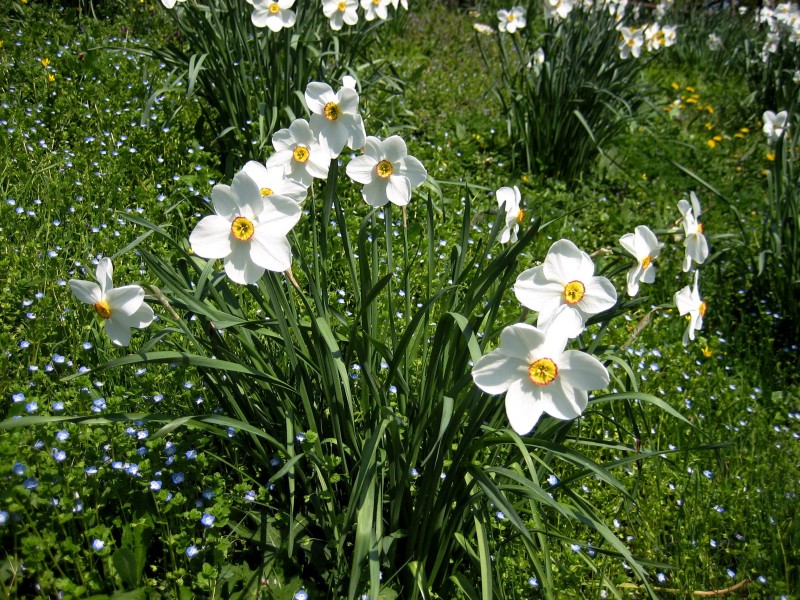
[1,1,798,598]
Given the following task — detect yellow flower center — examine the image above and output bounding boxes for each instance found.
[93,300,112,319]
[323,101,340,121]
[516,209,525,223]
[260,187,274,198]
[231,216,255,241]
[338,0,347,10]
[293,146,310,163]
[268,2,280,13]
[699,300,707,317]
[529,357,558,386]
[697,223,704,234]
[563,280,585,305]
[508,13,515,20]
[376,160,394,178]
[641,255,652,270]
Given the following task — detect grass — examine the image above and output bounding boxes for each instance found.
[1,1,799,598]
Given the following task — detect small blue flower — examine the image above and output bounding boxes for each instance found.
[91,539,105,552]
[186,545,199,558]
[53,401,65,411]
[92,398,106,413]
[528,577,539,588]
[200,513,215,527]
[495,511,505,520]
[82,342,92,350]
[657,573,666,583]
[409,467,419,477]
[0,511,8,526]
[227,426,235,438]
[53,354,66,364]
[547,474,559,486]
[22,477,38,490]
[202,489,215,500]
[52,449,67,462]
[55,429,70,442]
[25,402,38,414]
[172,472,185,485]
[137,430,149,440]
[294,590,308,600]
[165,442,177,456]
[11,392,25,403]
[269,457,281,467]
[757,576,767,585]
[570,543,581,553]
[295,432,307,443]
[85,466,98,475]
[726,569,736,579]
[244,490,256,502]
[185,450,197,460]
[13,462,26,476]
[19,340,30,349]
[150,480,162,491]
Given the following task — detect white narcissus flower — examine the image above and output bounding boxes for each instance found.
[241,160,308,204]
[305,81,366,158]
[345,135,427,207]
[251,0,296,32]
[674,270,706,344]
[544,0,573,20]
[677,191,708,272]
[389,0,408,10]
[495,186,524,244]
[471,306,610,436]
[661,24,677,47]
[619,27,644,59]
[361,0,390,21]
[763,110,789,144]
[322,0,359,30]
[497,6,526,33]
[266,119,331,187]
[69,258,154,347]
[619,225,663,297]
[514,239,617,328]
[189,170,302,285]
[160,0,186,8]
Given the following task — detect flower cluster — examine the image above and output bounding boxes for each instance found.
[673,192,709,344]
[756,2,800,62]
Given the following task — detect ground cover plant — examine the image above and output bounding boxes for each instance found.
[1,0,799,598]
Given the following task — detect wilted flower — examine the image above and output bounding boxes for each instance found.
[471,306,610,435]
[495,186,524,244]
[677,191,708,272]
[619,225,663,297]
[267,118,331,187]
[251,0,297,31]
[322,0,359,30]
[69,258,154,347]
[674,270,706,344]
[497,6,526,33]
[305,81,367,157]
[189,169,301,285]
[346,135,427,208]
[763,110,788,144]
[360,0,390,21]
[514,239,617,328]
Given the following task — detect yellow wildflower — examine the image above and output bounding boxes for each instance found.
[707,139,717,149]
[41,57,50,67]
[766,152,776,161]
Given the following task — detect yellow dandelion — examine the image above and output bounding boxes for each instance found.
[713,135,723,142]
[740,127,750,133]
[705,105,715,114]
[521,174,530,183]
[707,139,717,149]
[760,169,770,176]
[735,165,743,172]
[734,132,745,139]
[685,85,696,92]
[705,123,714,130]
[47,73,55,83]
[766,152,776,161]
[701,346,713,358]
[41,57,50,67]
[671,82,680,90]
[686,96,699,104]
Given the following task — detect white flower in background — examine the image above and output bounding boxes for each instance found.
[544,0,573,20]
[707,32,722,51]
[644,23,663,51]
[794,70,800,85]
[619,225,663,297]
[619,27,644,59]
[267,119,331,187]
[473,23,496,35]
[305,81,366,157]
[763,110,789,144]
[661,24,677,47]
[160,0,186,8]
[471,306,610,435]
[189,170,302,285]
[361,0,390,21]
[495,186,524,244]
[345,135,427,207]
[322,0,359,30]
[389,0,408,10]
[514,239,617,327]
[251,0,297,31]
[69,258,154,347]
[497,6,526,33]
[677,191,708,272]
[241,161,308,204]
[763,31,780,56]
[674,270,706,344]
[532,47,545,66]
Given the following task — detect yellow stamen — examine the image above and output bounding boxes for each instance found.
[338,0,346,10]
[269,2,280,13]
[293,146,310,163]
[231,216,255,241]
[323,101,340,121]
[260,187,274,198]
[93,300,112,319]
[641,255,652,270]
[697,223,704,234]
[529,358,558,386]
[699,301,707,317]
[516,209,525,223]
[376,160,394,178]
[563,280,586,305]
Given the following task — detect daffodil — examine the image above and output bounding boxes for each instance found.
[472,306,610,435]
[677,191,708,272]
[514,239,617,327]
[619,225,663,297]
[763,110,788,144]
[305,81,366,158]
[619,27,644,59]
[251,0,297,31]
[674,270,706,344]
[322,0,359,30]
[189,169,302,285]
[360,0,390,21]
[497,6,526,33]
[495,186,524,244]
[544,0,573,20]
[160,0,186,7]
[266,119,330,187]
[241,160,308,204]
[345,135,427,208]
[69,258,154,347]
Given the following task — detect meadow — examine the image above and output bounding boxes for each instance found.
[1,0,799,598]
